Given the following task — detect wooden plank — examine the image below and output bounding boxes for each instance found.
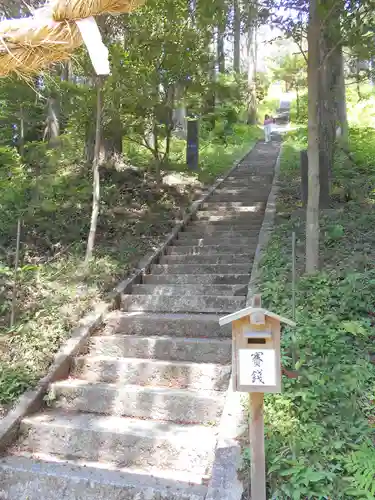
[249,392,266,500]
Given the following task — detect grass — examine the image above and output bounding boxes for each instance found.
[241,127,375,499]
[0,124,260,417]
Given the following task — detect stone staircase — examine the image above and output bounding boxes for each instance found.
[0,140,280,500]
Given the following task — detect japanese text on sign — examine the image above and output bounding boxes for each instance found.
[238,349,276,387]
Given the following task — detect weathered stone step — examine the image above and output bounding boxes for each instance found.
[226,175,273,182]
[208,194,269,202]
[0,455,208,499]
[102,311,232,338]
[133,283,247,296]
[151,263,251,275]
[143,273,249,285]
[50,380,224,424]
[188,220,262,230]
[159,253,253,265]
[121,294,245,314]
[182,228,260,238]
[167,244,252,255]
[19,411,217,473]
[199,204,264,215]
[89,335,232,364]
[174,235,258,247]
[212,188,270,196]
[195,211,264,221]
[202,201,265,210]
[73,356,231,390]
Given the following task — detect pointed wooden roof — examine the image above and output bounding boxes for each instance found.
[219,306,296,327]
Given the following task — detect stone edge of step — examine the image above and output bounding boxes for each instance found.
[205,143,283,500]
[0,144,257,454]
[0,454,208,498]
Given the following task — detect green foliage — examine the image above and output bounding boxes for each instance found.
[346,442,375,498]
[241,128,375,499]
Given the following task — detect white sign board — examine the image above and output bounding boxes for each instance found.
[238,349,276,387]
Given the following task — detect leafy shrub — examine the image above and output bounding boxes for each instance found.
[245,129,375,499]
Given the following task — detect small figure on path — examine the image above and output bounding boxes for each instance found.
[264,114,273,143]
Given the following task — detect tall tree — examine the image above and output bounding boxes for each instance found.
[306,0,321,272]
[233,0,241,72]
[85,78,103,264]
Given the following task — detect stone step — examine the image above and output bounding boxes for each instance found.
[90,335,232,364]
[73,356,231,391]
[199,204,265,214]
[226,175,272,182]
[194,210,264,222]
[188,220,262,229]
[121,294,245,314]
[182,228,260,238]
[19,411,217,474]
[211,188,270,196]
[159,253,253,265]
[49,380,224,424]
[102,311,232,338]
[0,455,208,499]
[133,283,247,296]
[202,201,265,210]
[174,235,258,247]
[151,263,251,275]
[167,244,253,255]
[208,194,269,202]
[143,273,249,285]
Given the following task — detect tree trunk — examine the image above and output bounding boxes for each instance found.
[334,45,348,147]
[44,96,60,148]
[306,0,321,273]
[19,104,25,156]
[217,24,225,73]
[101,115,123,162]
[247,18,257,124]
[296,86,300,119]
[85,78,103,265]
[233,0,241,72]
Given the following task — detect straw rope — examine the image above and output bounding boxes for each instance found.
[0,0,144,77]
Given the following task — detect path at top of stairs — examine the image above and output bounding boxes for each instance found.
[0,139,280,500]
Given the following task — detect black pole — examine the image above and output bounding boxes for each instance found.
[186,118,199,170]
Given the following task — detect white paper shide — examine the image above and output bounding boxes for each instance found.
[238,349,276,386]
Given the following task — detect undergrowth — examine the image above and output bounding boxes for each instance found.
[0,125,260,416]
[242,127,375,499]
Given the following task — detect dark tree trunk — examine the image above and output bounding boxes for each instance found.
[233,0,241,72]
[217,28,225,73]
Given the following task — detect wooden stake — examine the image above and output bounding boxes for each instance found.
[10,218,21,328]
[249,392,266,500]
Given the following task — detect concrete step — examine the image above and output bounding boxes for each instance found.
[73,356,231,390]
[19,411,217,474]
[174,235,258,247]
[121,294,245,314]
[0,455,207,499]
[49,380,225,424]
[151,263,251,275]
[159,253,253,265]
[143,273,249,285]
[132,283,247,296]
[102,311,232,338]
[167,244,253,255]
[90,335,232,364]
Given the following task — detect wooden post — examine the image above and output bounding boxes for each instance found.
[249,392,266,500]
